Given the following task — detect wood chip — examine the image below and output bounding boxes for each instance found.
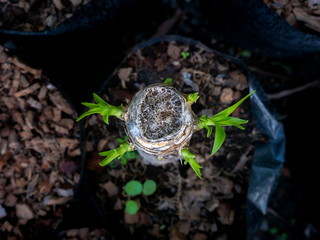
[16,204,34,220]
[14,83,41,98]
[167,42,182,60]
[217,202,234,225]
[99,181,119,197]
[49,92,74,115]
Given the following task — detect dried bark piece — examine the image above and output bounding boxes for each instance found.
[14,83,41,98]
[38,85,48,100]
[10,57,42,77]
[59,138,80,155]
[220,88,234,104]
[26,97,43,110]
[118,67,132,81]
[5,194,17,207]
[217,202,234,225]
[167,42,182,60]
[49,92,74,115]
[99,181,119,198]
[2,96,18,109]
[16,204,34,220]
[43,196,71,205]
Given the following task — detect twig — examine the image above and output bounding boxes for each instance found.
[267,79,320,100]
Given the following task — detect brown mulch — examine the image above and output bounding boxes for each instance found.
[0,45,81,239]
[0,0,91,32]
[80,40,266,240]
[265,0,320,33]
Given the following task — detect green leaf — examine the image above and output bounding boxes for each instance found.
[120,150,139,165]
[197,91,255,138]
[142,179,157,196]
[187,92,199,104]
[163,78,173,85]
[181,51,190,59]
[215,116,248,130]
[125,200,139,215]
[125,180,143,197]
[76,93,123,124]
[116,136,129,144]
[98,150,119,166]
[98,138,133,166]
[212,91,255,119]
[181,148,202,179]
[211,124,226,156]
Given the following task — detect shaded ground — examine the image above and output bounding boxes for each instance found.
[1,0,320,239]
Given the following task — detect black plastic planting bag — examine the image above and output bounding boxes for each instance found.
[202,0,320,57]
[0,0,149,36]
[0,0,168,110]
[247,77,286,239]
[79,35,285,239]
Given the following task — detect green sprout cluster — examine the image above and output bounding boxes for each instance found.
[124,179,157,214]
[77,80,255,179]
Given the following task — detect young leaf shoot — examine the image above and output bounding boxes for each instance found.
[181,148,202,179]
[76,93,123,124]
[197,91,255,156]
[99,137,133,166]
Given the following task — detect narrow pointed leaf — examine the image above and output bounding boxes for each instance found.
[99,150,118,166]
[93,93,106,104]
[205,125,213,138]
[102,113,110,124]
[211,125,226,156]
[189,159,203,179]
[76,108,101,121]
[181,148,202,179]
[213,91,255,119]
[216,117,248,129]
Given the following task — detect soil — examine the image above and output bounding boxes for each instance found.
[81,40,264,240]
[0,45,81,239]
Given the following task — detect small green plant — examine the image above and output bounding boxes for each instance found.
[142,179,157,196]
[125,180,143,197]
[125,200,139,215]
[124,179,157,215]
[77,79,255,179]
[181,51,190,59]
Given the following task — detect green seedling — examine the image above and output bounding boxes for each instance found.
[181,51,190,59]
[124,179,157,214]
[77,79,255,179]
[163,77,173,85]
[142,179,157,196]
[125,180,143,197]
[125,200,139,215]
[187,92,199,104]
